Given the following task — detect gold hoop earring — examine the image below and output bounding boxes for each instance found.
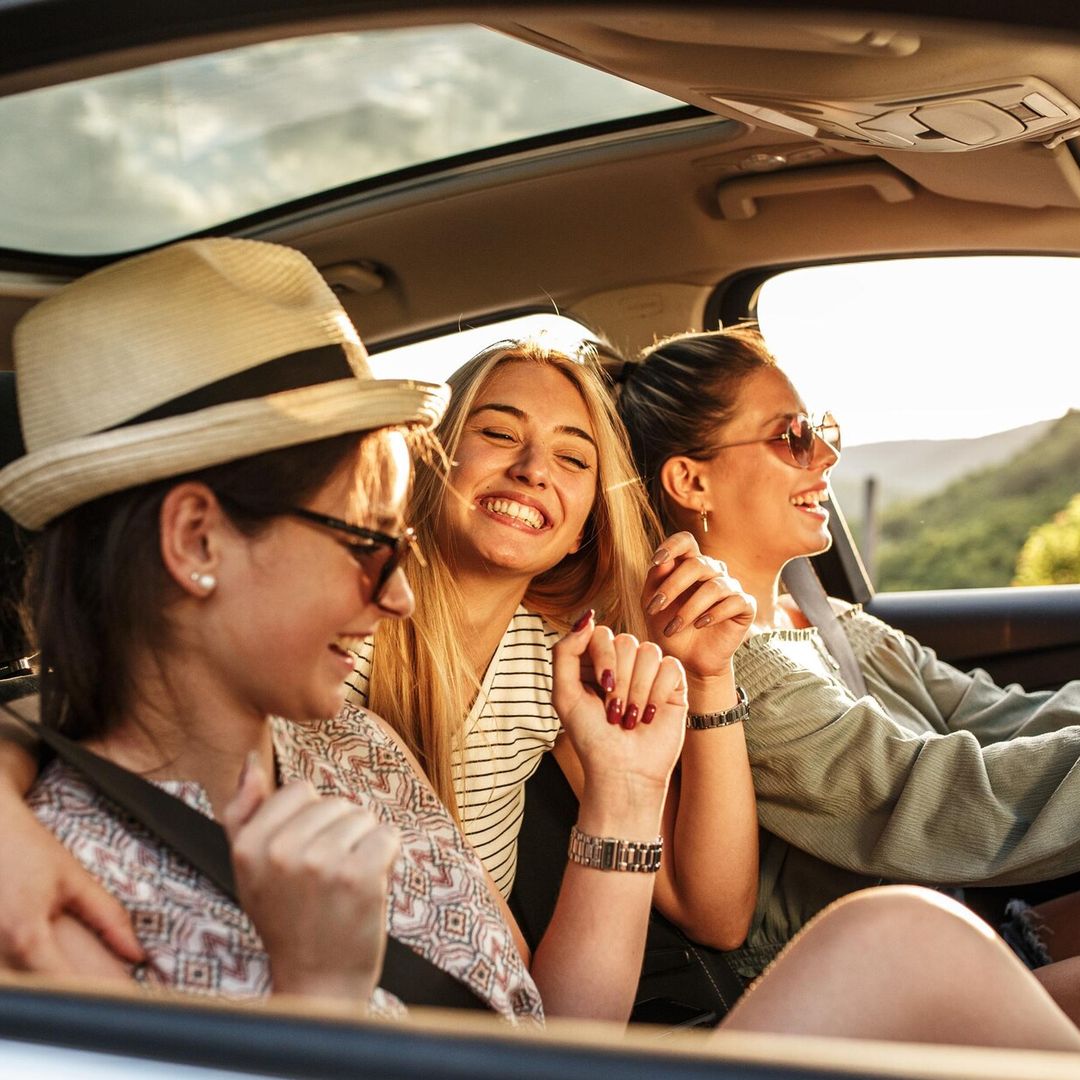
[700,508,709,534]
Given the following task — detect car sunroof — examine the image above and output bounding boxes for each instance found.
[0,25,686,257]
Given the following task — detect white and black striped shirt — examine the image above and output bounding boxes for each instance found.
[346,607,562,896]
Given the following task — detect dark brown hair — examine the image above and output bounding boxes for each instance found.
[25,430,399,739]
[617,325,776,530]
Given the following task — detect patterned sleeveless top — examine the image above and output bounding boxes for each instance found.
[27,705,543,1024]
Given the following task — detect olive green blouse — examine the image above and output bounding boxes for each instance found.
[729,605,1080,980]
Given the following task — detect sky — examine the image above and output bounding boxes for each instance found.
[370,255,1080,449]
[755,256,1080,447]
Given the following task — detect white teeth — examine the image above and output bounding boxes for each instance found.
[791,492,823,508]
[480,497,545,529]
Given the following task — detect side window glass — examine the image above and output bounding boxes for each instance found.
[367,313,597,384]
[754,257,1080,592]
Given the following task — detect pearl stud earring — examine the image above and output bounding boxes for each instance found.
[190,571,217,592]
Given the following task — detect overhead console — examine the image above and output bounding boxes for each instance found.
[707,78,1080,152]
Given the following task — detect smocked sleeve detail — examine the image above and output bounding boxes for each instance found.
[736,630,833,701]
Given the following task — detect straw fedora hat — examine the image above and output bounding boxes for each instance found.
[0,238,450,529]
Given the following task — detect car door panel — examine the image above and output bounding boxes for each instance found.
[865,586,1080,692]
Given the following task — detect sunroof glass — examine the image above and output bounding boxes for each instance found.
[0,25,685,257]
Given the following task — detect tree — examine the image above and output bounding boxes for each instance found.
[1013,494,1080,586]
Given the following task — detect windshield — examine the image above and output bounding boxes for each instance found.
[0,25,685,256]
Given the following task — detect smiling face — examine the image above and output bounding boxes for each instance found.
[207,432,415,722]
[696,366,839,578]
[441,360,599,589]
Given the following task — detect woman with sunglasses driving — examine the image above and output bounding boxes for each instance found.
[616,323,1080,1005]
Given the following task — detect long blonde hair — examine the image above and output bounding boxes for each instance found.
[368,339,657,820]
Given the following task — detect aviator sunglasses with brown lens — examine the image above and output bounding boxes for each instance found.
[288,508,423,603]
[714,412,841,469]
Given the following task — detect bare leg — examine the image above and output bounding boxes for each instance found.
[719,886,1080,1051]
[1035,956,1080,1028]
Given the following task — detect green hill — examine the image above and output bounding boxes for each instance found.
[832,418,1053,513]
[875,409,1080,592]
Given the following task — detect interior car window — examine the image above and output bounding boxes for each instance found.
[367,313,598,384]
[0,25,684,257]
[755,256,1080,592]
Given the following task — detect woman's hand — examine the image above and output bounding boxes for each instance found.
[644,532,756,682]
[222,756,399,1006]
[552,611,687,797]
[0,784,144,974]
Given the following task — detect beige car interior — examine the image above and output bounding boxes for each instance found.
[5,5,1080,1077]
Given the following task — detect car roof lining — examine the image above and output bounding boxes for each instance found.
[2,5,1080,364]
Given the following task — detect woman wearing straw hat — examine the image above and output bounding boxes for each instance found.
[0,237,688,1018]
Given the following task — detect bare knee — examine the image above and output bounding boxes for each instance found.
[806,885,996,954]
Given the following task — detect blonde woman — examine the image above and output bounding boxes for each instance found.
[364,341,753,931]
[359,340,759,1011]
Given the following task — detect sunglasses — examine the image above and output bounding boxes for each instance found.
[714,412,841,469]
[288,508,424,603]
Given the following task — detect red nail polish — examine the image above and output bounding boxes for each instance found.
[600,669,616,693]
[642,704,657,725]
[623,704,639,729]
[571,608,594,633]
[607,697,622,724]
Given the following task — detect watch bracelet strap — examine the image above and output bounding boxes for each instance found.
[686,685,749,730]
[567,824,663,872]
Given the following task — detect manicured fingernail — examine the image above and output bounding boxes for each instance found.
[600,669,616,693]
[571,608,594,633]
[645,592,666,616]
[622,704,639,729]
[607,697,623,724]
[694,614,714,629]
[651,547,670,566]
[664,615,684,636]
[642,704,657,725]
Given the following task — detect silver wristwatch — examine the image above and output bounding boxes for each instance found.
[686,685,750,729]
[567,825,663,872]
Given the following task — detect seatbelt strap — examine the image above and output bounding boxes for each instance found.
[2,700,488,1011]
[780,557,868,698]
